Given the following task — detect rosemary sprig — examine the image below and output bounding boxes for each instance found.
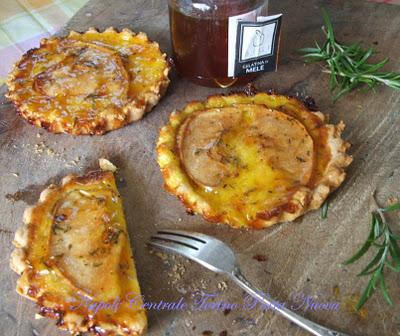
[299,10,400,102]
[343,196,400,309]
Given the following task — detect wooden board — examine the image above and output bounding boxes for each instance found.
[1,0,399,335]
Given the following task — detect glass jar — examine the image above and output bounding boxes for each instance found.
[168,0,269,88]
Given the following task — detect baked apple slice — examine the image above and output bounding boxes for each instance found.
[10,170,147,335]
[7,28,170,135]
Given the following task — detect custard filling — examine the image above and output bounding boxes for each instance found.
[178,104,314,225]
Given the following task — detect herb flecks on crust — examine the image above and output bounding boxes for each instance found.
[10,170,147,335]
[7,27,170,135]
[156,93,352,229]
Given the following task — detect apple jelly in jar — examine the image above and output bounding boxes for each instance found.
[168,0,276,88]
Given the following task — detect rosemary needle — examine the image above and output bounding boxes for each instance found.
[343,194,400,309]
[299,9,400,102]
[321,201,329,219]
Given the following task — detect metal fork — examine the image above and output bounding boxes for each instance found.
[149,229,348,336]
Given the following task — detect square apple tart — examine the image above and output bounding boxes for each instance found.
[10,170,147,335]
[157,93,353,229]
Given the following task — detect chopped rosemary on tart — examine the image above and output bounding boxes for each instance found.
[10,170,147,335]
[7,28,170,135]
[157,93,353,229]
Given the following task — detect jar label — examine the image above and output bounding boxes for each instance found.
[228,13,282,78]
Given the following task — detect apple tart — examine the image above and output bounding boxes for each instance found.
[6,28,170,135]
[10,170,147,335]
[157,93,352,229]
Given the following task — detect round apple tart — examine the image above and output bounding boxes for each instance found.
[7,28,170,135]
[157,93,353,229]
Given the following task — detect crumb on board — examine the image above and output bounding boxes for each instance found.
[32,141,66,160]
[34,141,59,157]
[172,263,186,279]
[151,249,210,293]
[10,141,83,168]
[66,156,82,168]
[217,281,228,291]
[5,191,22,202]
[149,249,168,261]
[99,158,117,172]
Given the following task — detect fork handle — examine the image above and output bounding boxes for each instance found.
[231,267,349,336]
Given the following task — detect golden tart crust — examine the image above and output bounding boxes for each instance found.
[156,93,353,229]
[7,27,170,135]
[10,170,147,335]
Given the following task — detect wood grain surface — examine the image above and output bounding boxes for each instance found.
[0,0,399,335]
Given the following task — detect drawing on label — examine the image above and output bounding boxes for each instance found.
[228,13,282,78]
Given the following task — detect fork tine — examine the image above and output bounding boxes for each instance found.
[148,239,198,259]
[154,230,207,246]
[155,229,210,243]
[150,231,237,274]
[151,233,201,250]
